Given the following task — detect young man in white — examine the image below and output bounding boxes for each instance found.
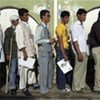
[70,9,90,93]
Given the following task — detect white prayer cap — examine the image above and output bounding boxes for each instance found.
[10,15,19,21]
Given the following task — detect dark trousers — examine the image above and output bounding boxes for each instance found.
[56,47,72,89]
[0,62,6,88]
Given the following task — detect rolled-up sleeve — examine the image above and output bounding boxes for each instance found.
[15,24,26,50]
[34,26,50,44]
[70,24,78,42]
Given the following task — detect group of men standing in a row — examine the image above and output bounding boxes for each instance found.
[0,7,100,96]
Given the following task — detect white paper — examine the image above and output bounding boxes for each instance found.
[57,59,73,74]
[18,57,36,69]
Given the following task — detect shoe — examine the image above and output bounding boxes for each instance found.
[81,88,91,93]
[75,90,84,93]
[94,90,100,94]
[33,83,40,89]
[65,84,71,92]
[60,89,66,93]
[22,89,32,96]
[65,88,71,92]
[10,89,17,96]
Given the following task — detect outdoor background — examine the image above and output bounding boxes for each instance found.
[0,0,100,36]
[0,0,100,88]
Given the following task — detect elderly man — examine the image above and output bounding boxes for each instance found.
[4,15,19,95]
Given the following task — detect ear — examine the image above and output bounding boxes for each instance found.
[61,18,63,21]
[77,14,81,20]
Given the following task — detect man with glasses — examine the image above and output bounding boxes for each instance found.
[34,10,55,94]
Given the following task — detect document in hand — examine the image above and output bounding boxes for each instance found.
[57,59,73,74]
[18,57,36,69]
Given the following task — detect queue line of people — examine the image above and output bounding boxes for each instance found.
[0,7,100,96]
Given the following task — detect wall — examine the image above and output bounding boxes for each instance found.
[0,0,100,36]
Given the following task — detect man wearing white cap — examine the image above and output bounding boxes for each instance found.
[4,15,19,95]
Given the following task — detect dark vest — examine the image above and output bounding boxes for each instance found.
[38,24,53,52]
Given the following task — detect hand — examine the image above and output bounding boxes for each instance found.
[23,52,28,61]
[63,54,68,62]
[6,54,10,61]
[67,36,70,40]
[49,38,55,44]
[77,52,83,62]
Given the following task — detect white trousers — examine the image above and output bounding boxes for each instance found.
[18,66,36,89]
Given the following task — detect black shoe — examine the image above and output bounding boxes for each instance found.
[75,90,84,93]
[22,89,32,96]
[11,89,17,96]
[33,83,40,89]
[94,90,100,94]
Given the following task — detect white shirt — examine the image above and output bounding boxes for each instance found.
[0,24,5,62]
[70,20,88,54]
[15,21,36,57]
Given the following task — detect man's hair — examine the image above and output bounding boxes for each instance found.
[60,11,70,18]
[18,8,28,16]
[40,10,50,19]
[77,8,87,15]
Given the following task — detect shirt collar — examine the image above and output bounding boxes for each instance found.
[77,20,84,28]
[41,22,48,28]
[77,20,82,25]
[21,20,29,27]
[22,21,28,25]
[11,25,16,29]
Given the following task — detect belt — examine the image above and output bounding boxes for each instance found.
[38,44,42,47]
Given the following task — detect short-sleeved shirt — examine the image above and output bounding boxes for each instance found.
[70,20,87,53]
[55,22,69,49]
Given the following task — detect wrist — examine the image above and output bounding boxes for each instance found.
[77,51,81,55]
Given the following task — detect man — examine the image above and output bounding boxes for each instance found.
[4,15,19,95]
[34,10,55,94]
[0,24,5,88]
[88,11,100,93]
[15,8,38,96]
[70,8,89,92]
[55,11,71,92]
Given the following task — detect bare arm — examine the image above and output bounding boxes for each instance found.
[73,41,83,62]
[57,35,67,61]
[19,47,28,60]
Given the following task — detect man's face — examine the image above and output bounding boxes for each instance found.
[78,13,86,22]
[12,19,19,26]
[62,16,70,24]
[43,12,51,23]
[20,12,29,22]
